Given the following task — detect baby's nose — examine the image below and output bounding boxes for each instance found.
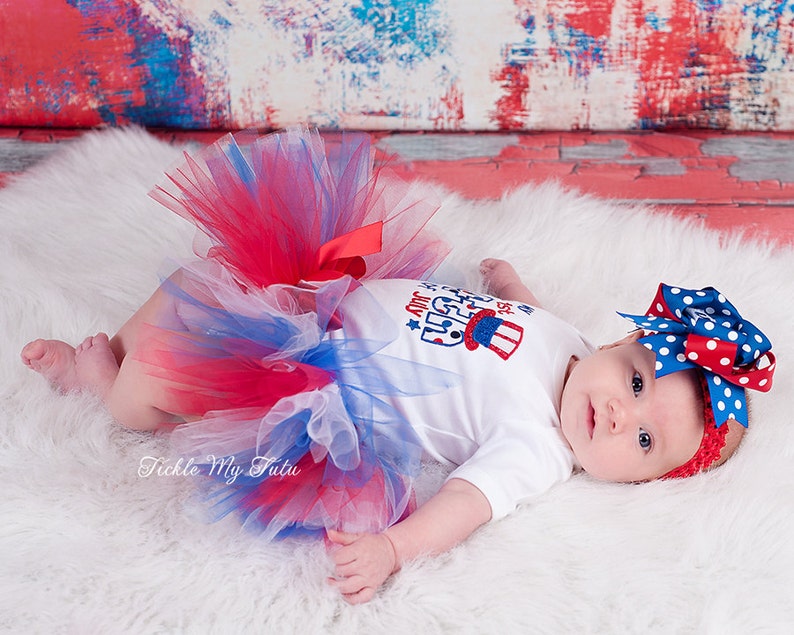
[607,398,630,433]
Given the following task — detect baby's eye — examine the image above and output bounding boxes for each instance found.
[632,372,643,397]
[638,428,652,451]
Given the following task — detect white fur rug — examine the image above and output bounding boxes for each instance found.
[2,128,792,634]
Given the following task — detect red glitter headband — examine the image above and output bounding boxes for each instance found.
[662,373,729,479]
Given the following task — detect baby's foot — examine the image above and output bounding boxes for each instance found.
[20,339,80,392]
[480,258,523,296]
[75,333,119,398]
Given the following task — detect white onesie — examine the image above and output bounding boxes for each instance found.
[337,279,594,519]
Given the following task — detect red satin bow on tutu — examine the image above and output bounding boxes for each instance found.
[310,221,384,282]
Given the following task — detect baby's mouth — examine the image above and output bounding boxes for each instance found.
[586,402,595,439]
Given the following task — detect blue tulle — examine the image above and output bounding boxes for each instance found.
[146,127,452,539]
[158,271,459,539]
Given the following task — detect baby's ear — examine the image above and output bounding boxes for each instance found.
[599,330,644,351]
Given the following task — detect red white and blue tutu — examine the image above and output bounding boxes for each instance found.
[142,127,452,540]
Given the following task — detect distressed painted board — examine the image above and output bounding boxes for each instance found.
[1,1,793,130]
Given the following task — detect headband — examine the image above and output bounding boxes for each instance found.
[619,284,776,477]
[661,374,726,479]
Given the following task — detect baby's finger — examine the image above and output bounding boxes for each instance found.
[326,528,360,546]
[332,560,362,579]
[329,543,362,568]
[341,586,377,605]
[328,573,370,597]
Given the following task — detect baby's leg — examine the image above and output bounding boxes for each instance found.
[74,331,180,431]
[109,269,186,365]
[22,272,186,431]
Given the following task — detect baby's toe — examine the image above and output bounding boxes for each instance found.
[21,339,46,366]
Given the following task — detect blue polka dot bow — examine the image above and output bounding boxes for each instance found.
[619,284,775,427]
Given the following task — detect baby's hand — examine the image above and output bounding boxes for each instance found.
[480,258,523,297]
[326,529,398,604]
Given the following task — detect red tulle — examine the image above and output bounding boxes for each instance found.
[141,128,448,539]
[138,327,334,417]
[149,128,448,289]
[236,452,416,537]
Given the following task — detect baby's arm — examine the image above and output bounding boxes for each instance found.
[327,477,491,604]
[480,258,542,307]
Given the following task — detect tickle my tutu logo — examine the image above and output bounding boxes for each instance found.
[138,455,301,484]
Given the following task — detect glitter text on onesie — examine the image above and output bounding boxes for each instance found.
[403,282,535,360]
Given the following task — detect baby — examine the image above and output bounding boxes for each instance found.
[19,129,775,604]
[20,259,771,603]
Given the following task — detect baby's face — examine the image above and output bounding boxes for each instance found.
[560,339,704,482]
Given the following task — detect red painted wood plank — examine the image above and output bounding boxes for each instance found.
[1,128,792,248]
